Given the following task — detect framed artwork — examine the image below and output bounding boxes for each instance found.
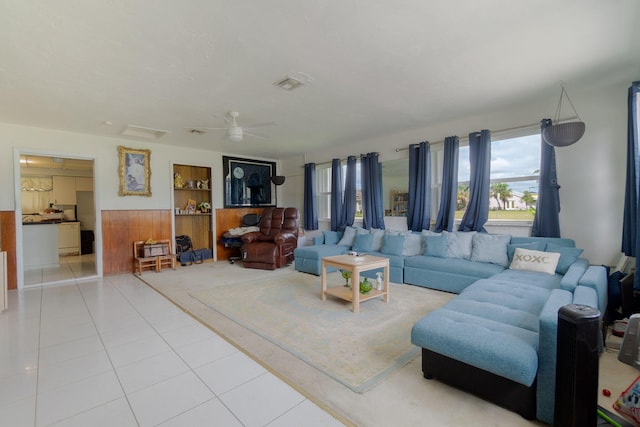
[223,156,276,207]
[118,146,151,196]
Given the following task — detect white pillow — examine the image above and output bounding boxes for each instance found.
[443,231,476,259]
[470,233,511,267]
[509,248,560,275]
[402,232,423,256]
[337,226,357,247]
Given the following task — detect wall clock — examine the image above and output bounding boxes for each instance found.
[233,166,244,179]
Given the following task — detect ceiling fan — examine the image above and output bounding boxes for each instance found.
[187,111,275,142]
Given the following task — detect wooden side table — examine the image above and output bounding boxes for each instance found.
[321,254,390,313]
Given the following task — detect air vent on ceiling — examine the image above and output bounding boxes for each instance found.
[121,125,170,140]
[274,76,303,91]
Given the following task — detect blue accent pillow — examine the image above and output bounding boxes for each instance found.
[545,243,584,274]
[507,241,546,262]
[322,230,340,245]
[352,234,373,252]
[381,233,405,255]
[423,235,447,258]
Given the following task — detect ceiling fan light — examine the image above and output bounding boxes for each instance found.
[227,127,243,142]
[271,176,285,185]
[542,121,586,147]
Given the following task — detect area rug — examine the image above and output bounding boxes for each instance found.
[187,272,453,392]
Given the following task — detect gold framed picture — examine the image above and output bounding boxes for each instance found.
[118,146,151,196]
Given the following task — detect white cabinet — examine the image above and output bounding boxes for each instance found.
[58,222,80,255]
[76,177,93,191]
[52,176,77,205]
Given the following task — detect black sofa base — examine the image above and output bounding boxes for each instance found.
[421,348,537,420]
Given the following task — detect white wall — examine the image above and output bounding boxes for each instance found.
[280,81,630,267]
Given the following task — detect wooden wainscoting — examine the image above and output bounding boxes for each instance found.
[215,208,262,261]
[0,211,17,290]
[102,210,172,275]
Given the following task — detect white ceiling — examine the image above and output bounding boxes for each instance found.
[1,1,639,159]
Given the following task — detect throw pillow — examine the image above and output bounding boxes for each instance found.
[423,235,447,258]
[470,233,511,267]
[355,227,370,235]
[509,247,560,275]
[507,241,546,262]
[337,226,357,247]
[322,230,340,245]
[352,233,374,252]
[402,232,423,256]
[545,243,584,274]
[381,233,405,256]
[443,231,476,259]
[370,228,385,251]
[421,229,441,237]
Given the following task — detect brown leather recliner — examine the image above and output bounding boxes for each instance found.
[240,207,300,270]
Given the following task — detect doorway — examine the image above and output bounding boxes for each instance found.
[19,154,97,286]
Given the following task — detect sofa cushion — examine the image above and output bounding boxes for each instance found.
[381,233,405,255]
[370,229,385,251]
[402,232,423,256]
[322,230,341,245]
[337,226,357,247]
[510,248,560,275]
[411,309,539,386]
[294,244,349,259]
[460,279,552,319]
[443,231,476,259]
[471,233,511,267]
[352,233,373,252]
[405,255,504,278]
[491,269,563,291]
[545,243,584,275]
[423,235,447,258]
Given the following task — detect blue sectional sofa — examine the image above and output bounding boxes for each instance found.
[293,227,608,424]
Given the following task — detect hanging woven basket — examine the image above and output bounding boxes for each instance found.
[542,121,586,147]
[543,84,586,147]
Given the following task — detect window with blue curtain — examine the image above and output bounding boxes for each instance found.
[303,163,318,230]
[458,130,491,232]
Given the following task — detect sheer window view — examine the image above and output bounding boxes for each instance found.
[457,133,540,221]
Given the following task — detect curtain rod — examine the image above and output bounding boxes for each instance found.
[394,116,578,152]
[304,152,380,167]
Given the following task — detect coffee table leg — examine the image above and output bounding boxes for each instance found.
[383,263,389,303]
[321,260,327,301]
[352,269,360,313]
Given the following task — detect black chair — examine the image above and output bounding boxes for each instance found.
[222,213,261,264]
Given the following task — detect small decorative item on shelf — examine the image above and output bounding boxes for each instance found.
[198,201,211,213]
[341,270,352,287]
[174,173,184,188]
[184,180,195,189]
[200,179,209,190]
[185,198,196,212]
[359,277,373,294]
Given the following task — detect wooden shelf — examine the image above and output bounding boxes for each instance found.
[324,286,387,302]
[390,190,408,217]
[173,164,212,252]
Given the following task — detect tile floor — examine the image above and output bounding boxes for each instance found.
[23,254,97,286]
[0,274,343,427]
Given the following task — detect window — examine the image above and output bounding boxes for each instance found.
[457,133,540,221]
[316,161,363,221]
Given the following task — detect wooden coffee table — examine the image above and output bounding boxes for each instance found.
[321,254,390,313]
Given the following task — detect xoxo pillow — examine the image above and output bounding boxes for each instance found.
[509,248,560,275]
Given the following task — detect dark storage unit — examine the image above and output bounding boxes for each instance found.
[81,230,94,254]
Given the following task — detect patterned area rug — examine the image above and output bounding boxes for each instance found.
[188,272,453,392]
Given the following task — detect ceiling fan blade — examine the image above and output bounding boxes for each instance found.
[183,126,227,131]
[243,130,270,139]
[244,121,277,129]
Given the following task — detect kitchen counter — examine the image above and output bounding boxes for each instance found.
[23,223,60,270]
